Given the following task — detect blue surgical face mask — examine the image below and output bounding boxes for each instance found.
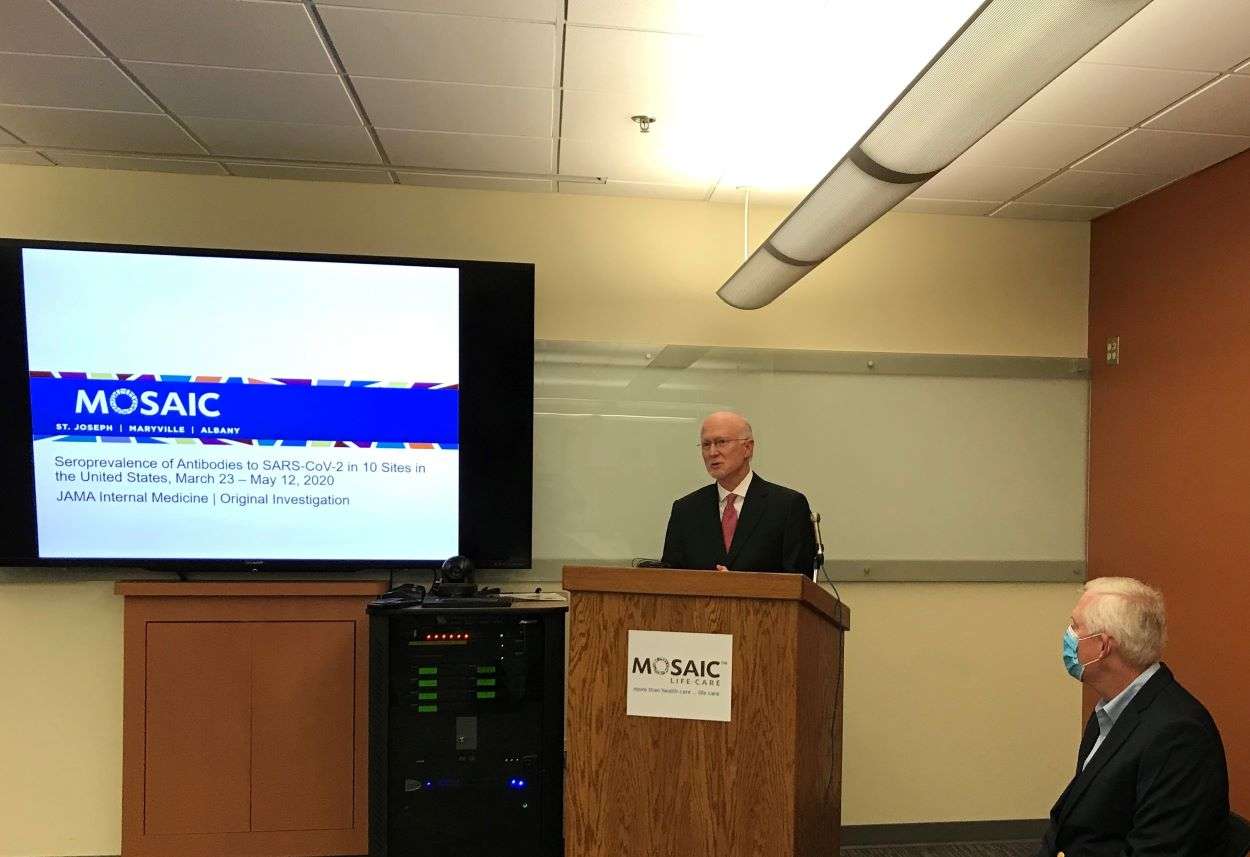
[1063,625,1102,680]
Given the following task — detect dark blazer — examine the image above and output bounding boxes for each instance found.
[1037,663,1228,857]
[660,474,816,573]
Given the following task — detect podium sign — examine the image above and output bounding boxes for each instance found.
[626,630,733,721]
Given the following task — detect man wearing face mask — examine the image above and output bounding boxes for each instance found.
[1038,577,1230,857]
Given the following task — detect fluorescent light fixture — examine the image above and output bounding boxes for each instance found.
[717,0,1155,309]
[710,1,985,191]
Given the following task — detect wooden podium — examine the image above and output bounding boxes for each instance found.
[562,566,851,857]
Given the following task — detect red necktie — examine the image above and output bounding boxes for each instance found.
[721,493,738,552]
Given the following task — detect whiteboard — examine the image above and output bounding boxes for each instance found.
[532,342,1088,571]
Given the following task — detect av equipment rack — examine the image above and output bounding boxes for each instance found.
[368,602,566,857]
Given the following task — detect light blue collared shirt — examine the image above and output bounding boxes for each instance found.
[1082,661,1162,770]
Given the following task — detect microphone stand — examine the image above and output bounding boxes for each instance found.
[811,512,825,582]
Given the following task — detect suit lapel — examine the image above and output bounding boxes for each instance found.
[725,476,769,568]
[1076,711,1100,774]
[1055,665,1173,829]
[1049,712,1102,819]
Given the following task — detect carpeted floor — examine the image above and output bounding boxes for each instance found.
[842,841,1037,857]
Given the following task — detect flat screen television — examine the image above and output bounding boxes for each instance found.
[0,239,534,572]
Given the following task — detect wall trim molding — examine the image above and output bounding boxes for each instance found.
[537,340,1090,380]
[842,818,1049,846]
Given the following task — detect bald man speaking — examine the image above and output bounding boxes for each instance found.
[661,411,816,573]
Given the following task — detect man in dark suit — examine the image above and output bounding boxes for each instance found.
[660,411,815,573]
[1038,576,1229,857]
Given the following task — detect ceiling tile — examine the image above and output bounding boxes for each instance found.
[916,163,1052,202]
[0,106,202,154]
[354,77,553,137]
[184,116,382,162]
[708,185,804,207]
[397,172,555,192]
[312,0,558,23]
[128,62,359,125]
[1146,75,1250,136]
[559,180,708,200]
[563,25,709,97]
[59,0,334,72]
[1021,169,1171,207]
[559,134,721,184]
[0,149,53,166]
[893,198,999,216]
[49,151,229,174]
[560,88,716,142]
[227,162,394,183]
[566,0,716,34]
[954,120,1124,170]
[1082,0,1250,72]
[0,53,157,112]
[1076,127,1250,176]
[378,128,552,172]
[0,0,100,56]
[1011,63,1215,127]
[993,202,1111,221]
[320,7,555,87]
[0,127,22,144]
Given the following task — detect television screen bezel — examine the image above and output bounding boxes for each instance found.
[0,237,534,573]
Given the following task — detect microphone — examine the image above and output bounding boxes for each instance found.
[811,511,825,581]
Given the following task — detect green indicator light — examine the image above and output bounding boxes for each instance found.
[418,667,438,675]
[418,692,438,700]
[476,665,497,674]
[476,691,497,700]
[418,704,438,713]
[476,678,497,687]
[418,679,438,687]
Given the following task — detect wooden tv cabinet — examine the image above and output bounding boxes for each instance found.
[115,581,387,857]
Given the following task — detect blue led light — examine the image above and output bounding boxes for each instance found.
[507,778,528,790]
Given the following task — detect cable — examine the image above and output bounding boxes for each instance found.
[813,513,846,804]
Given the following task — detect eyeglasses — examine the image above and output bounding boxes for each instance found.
[698,437,748,452]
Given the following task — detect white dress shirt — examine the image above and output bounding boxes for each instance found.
[717,470,753,518]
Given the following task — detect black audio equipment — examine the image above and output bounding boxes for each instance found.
[368,601,566,857]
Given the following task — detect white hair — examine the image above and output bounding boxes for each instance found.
[1083,577,1167,668]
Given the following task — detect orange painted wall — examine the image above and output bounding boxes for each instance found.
[1089,149,1250,813]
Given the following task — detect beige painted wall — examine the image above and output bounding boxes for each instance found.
[0,164,1089,356]
[0,164,1087,855]
[0,582,123,857]
[838,582,1083,824]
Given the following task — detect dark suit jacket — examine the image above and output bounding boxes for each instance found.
[660,474,816,573]
[1037,663,1228,857]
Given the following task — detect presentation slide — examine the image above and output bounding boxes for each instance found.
[23,248,460,560]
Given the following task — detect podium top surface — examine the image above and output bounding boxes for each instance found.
[562,565,850,631]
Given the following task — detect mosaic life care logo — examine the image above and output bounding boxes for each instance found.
[76,387,221,418]
[626,630,733,722]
